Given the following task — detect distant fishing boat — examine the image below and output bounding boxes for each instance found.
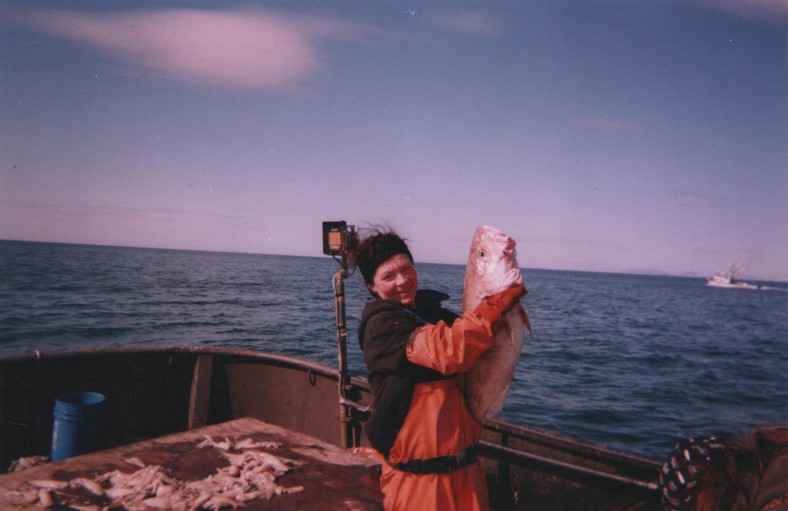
[707,262,759,289]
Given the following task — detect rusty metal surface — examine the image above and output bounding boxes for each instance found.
[0,417,383,510]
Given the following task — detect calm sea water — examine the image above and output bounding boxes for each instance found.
[1,240,786,460]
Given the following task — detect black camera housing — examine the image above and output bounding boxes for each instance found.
[322,221,356,256]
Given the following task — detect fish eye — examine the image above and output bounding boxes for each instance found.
[479,250,486,257]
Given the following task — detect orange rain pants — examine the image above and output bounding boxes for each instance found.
[373,286,527,510]
[379,314,496,511]
[380,378,490,511]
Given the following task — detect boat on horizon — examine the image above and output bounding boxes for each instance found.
[707,262,759,289]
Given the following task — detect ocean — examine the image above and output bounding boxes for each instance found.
[1,240,786,461]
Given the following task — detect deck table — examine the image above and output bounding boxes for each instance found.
[0,417,383,510]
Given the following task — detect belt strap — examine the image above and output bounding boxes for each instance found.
[389,445,479,474]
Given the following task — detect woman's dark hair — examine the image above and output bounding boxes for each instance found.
[348,227,413,287]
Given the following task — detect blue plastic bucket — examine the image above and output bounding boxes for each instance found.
[51,391,106,461]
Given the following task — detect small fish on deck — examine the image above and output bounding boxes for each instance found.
[5,435,303,510]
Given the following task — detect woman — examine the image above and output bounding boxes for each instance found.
[349,228,525,511]
[659,426,788,511]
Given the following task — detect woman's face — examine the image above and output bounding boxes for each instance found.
[369,253,418,307]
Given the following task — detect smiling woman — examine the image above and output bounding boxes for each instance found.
[368,253,419,307]
[347,227,525,511]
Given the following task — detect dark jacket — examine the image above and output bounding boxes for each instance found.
[358,289,459,457]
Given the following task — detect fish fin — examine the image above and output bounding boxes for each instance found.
[517,304,532,334]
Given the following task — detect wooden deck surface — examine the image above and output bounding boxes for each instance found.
[0,417,383,510]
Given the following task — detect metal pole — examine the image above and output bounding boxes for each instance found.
[333,256,353,449]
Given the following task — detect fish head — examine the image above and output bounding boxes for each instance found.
[462,225,523,311]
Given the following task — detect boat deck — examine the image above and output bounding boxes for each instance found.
[0,417,383,510]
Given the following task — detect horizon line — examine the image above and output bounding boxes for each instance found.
[3,237,786,284]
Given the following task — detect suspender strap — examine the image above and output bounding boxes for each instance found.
[389,444,479,474]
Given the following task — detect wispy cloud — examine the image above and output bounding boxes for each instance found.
[692,0,787,22]
[668,190,725,201]
[669,190,727,205]
[423,9,506,36]
[11,7,370,93]
[527,236,619,250]
[579,118,641,131]
[48,204,235,222]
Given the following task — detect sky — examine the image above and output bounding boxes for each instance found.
[1,0,786,281]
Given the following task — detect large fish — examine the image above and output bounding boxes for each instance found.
[462,225,531,422]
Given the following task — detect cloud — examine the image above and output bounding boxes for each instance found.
[668,190,729,211]
[12,7,368,93]
[527,236,618,250]
[579,118,641,130]
[49,204,229,222]
[424,9,506,36]
[692,0,787,21]
[668,190,726,202]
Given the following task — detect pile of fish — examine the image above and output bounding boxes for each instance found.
[5,435,305,510]
[7,456,49,472]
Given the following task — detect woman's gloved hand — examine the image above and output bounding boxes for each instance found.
[406,283,528,375]
[471,284,526,333]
